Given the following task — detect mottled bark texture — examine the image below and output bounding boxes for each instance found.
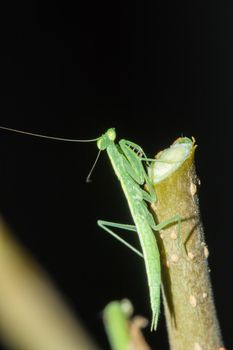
[149,137,224,350]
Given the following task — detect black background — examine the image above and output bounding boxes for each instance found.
[0,1,232,349]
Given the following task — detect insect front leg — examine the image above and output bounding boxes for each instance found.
[97,220,144,258]
[120,139,147,159]
[119,140,157,202]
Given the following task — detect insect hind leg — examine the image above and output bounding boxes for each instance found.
[97,220,143,258]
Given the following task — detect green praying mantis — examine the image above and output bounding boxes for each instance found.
[0,126,181,330]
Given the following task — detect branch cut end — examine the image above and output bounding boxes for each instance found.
[149,137,194,184]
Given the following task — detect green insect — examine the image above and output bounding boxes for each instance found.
[0,126,180,330]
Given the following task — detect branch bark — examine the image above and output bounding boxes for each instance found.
[149,137,224,350]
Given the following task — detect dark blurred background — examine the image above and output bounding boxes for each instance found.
[0,1,232,349]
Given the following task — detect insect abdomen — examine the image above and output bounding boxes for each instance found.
[136,220,161,330]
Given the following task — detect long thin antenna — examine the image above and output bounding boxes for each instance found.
[86,150,102,183]
[0,126,99,143]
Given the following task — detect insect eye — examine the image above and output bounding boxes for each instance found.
[97,136,108,150]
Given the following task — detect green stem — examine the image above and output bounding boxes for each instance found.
[103,300,131,350]
[149,137,224,350]
[103,299,151,350]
